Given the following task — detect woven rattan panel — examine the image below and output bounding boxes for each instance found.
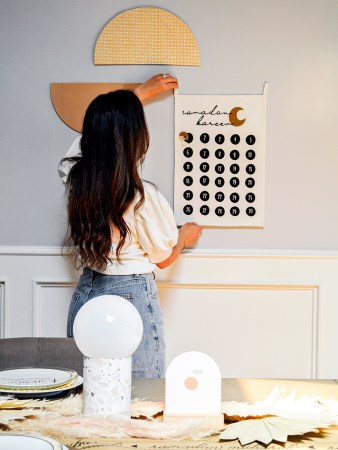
[94,7,200,66]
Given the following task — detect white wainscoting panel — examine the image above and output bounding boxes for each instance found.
[158,282,318,379]
[33,280,76,337]
[0,248,79,337]
[1,247,338,379]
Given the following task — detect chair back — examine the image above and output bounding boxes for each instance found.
[0,337,83,376]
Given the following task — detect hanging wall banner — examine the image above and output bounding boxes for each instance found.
[174,85,267,227]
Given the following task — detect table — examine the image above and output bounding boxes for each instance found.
[132,378,338,402]
[60,378,338,450]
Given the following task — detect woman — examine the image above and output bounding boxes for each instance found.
[60,74,203,378]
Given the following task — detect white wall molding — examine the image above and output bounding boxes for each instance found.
[0,246,66,256]
[0,281,7,338]
[157,281,319,290]
[311,287,319,379]
[1,246,338,258]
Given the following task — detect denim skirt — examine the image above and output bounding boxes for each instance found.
[67,267,165,378]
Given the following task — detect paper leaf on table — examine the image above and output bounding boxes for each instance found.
[220,416,332,446]
[0,396,39,426]
[222,387,338,420]
[0,396,34,410]
[220,387,338,445]
[0,409,37,425]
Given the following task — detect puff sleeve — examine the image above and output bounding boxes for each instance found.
[135,185,178,263]
[57,136,81,184]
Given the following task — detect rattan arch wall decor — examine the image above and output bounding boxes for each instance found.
[94,7,200,66]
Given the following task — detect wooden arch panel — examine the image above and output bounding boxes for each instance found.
[50,83,139,132]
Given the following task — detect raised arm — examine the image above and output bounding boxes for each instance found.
[134,73,178,104]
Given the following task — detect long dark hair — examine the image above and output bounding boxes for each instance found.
[62,90,149,270]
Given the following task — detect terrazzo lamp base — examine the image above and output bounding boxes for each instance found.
[83,355,132,417]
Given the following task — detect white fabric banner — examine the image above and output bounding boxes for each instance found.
[174,85,267,227]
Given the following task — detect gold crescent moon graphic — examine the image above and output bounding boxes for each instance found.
[229,107,246,127]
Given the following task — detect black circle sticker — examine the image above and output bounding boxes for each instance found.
[245,193,255,203]
[230,134,240,145]
[200,149,210,159]
[183,147,193,158]
[215,206,225,216]
[200,205,210,215]
[200,176,210,186]
[215,134,225,145]
[200,162,210,173]
[200,133,210,143]
[215,191,225,202]
[246,207,256,216]
[215,149,225,159]
[246,164,256,174]
[245,177,255,188]
[183,162,193,172]
[183,190,193,201]
[230,150,240,160]
[246,149,256,160]
[179,132,193,143]
[183,205,193,215]
[230,177,240,187]
[246,135,256,145]
[230,206,240,216]
[215,177,225,187]
[230,164,240,174]
[215,164,225,174]
[200,191,210,201]
[183,176,193,186]
[230,192,240,203]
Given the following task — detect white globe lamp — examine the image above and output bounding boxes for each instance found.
[73,295,143,416]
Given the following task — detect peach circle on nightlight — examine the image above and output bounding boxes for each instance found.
[184,376,198,390]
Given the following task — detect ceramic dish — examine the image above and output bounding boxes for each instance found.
[0,375,83,399]
[0,433,68,449]
[0,368,78,390]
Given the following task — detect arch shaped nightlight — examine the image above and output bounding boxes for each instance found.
[94,7,200,66]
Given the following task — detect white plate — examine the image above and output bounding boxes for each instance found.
[0,368,78,390]
[0,433,66,450]
[0,375,83,399]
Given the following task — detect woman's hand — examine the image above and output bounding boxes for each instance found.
[134,73,178,103]
[178,222,203,248]
[156,222,202,269]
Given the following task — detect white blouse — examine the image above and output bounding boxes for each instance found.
[59,137,178,275]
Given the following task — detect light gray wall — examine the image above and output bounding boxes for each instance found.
[1,0,337,249]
